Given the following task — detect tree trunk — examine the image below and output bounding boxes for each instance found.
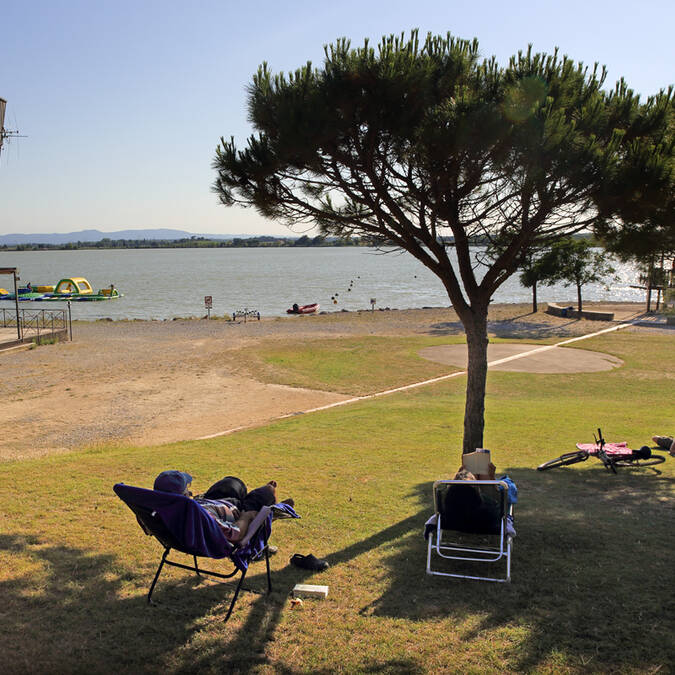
[462,309,489,454]
[532,281,538,313]
[577,283,583,312]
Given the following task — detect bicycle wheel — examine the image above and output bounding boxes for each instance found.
[613,454,666,468]
[537,450,589,471]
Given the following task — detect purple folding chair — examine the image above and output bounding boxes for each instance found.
[113,483,298,621]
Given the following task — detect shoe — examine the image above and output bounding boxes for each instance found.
[652,435,674,450]
[290,553,329,571]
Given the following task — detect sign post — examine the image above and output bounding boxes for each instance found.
[204,295,213,319]
[370,298,376,313]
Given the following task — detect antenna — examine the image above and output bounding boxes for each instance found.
[0,97,26,159]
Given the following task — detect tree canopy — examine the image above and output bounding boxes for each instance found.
[213,30,674,454]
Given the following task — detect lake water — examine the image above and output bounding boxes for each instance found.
[0,247,643,320]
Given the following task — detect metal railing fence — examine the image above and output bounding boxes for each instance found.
[0,307,69,342]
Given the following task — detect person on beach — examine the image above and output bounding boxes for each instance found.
[153,471,289,541]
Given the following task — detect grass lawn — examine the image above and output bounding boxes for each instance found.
[234,335,466,395]
[1,331,673,673]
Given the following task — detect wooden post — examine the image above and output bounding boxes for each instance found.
[13,270,21,340]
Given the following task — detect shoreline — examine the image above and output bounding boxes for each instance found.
[68,299,653,323]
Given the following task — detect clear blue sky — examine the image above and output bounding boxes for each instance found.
[1,0,673,236]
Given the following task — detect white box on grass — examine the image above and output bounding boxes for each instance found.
[292,584,329,599]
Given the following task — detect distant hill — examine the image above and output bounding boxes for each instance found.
[0,229,261,245]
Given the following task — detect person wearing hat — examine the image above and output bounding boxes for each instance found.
[153,470,284,542]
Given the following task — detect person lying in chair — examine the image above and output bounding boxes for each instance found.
[443,467,501,534]
[153,471,292,542]
[442,464,517,536]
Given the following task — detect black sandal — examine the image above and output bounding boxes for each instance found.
[290,553,329,571]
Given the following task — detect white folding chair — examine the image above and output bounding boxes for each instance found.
[426,479,514,583]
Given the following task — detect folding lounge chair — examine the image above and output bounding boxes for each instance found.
[113,483,299,621]
[426,479,514,583]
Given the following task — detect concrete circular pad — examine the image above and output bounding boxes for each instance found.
[418,344,623,373]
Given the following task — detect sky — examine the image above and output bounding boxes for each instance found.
[1,0,673,237]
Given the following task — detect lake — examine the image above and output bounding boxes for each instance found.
[0,247,643,320]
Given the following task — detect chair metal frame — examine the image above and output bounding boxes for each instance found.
[118,489,274,622]
[426,479,513,583]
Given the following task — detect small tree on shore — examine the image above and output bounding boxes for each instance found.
[213,31,674,454]
[535,239,615,311]
[517,248,548,313]
[601,219,675,311]
[635,254,673,311]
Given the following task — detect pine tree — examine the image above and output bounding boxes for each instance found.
[213,31,674,454]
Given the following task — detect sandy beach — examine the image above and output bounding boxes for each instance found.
[0,302,663,461]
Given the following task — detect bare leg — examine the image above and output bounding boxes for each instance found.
[228,510,259,541]
[230,482,279,540]
[227,481,281,541]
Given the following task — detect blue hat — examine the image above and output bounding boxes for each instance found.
[153,470,193,494]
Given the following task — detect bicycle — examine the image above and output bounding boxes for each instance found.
[537,428,666,472]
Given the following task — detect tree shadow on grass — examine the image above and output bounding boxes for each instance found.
[488,318,583,339]
[194,467,675,672]
[0,531,424,674]
[0,532,300,673]
[360,467,675,672]
[2,465,672,673]
[426,318,586,340]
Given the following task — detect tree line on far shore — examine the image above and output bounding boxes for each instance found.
[0,232,530,251]
[0,234,361,251]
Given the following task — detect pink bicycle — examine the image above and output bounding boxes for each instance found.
[537,428,666,472]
